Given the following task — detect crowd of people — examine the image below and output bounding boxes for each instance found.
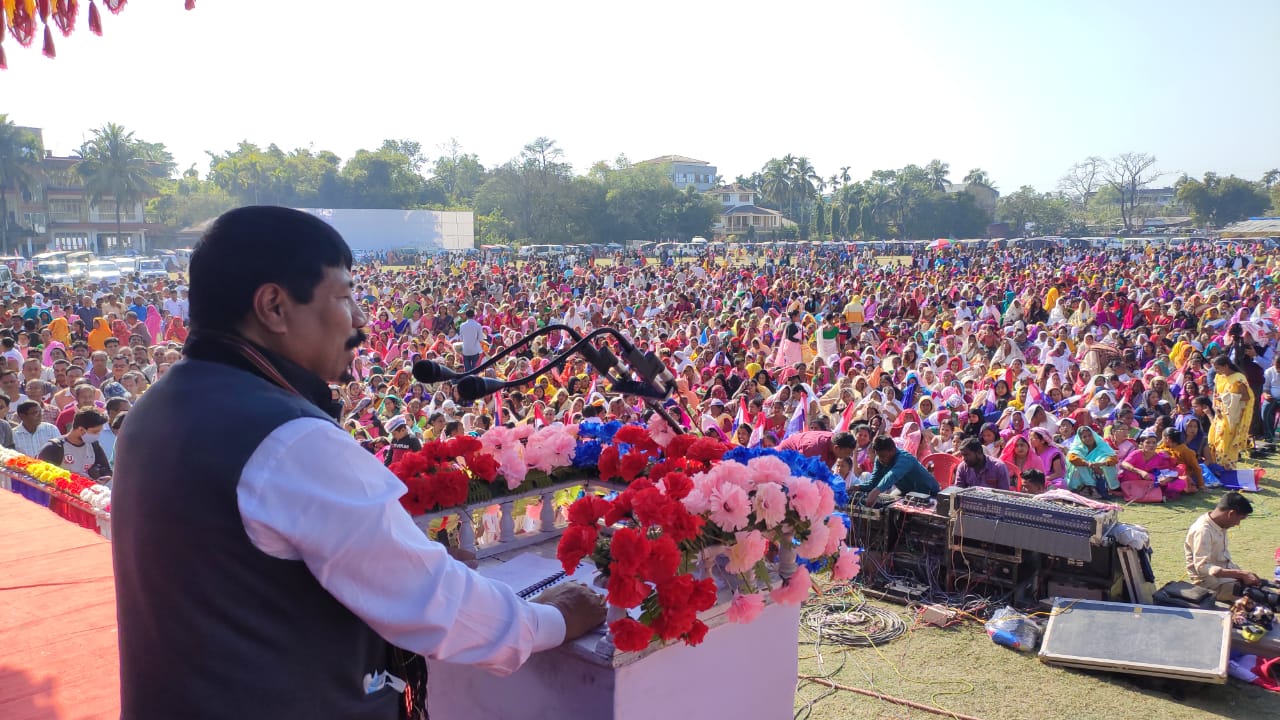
[5,239,1278,506]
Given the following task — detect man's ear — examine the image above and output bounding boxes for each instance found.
[251,283,292,335]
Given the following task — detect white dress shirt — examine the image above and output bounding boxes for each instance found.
[458,319,484,356]
[14,421,61,457]
[237,417,565,676]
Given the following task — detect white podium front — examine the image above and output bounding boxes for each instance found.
[426,600,801,719]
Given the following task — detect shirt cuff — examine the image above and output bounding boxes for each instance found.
[529,600,568,653]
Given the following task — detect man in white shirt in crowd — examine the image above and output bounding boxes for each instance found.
[111,206,605,719]
[1185,491,1263,602]
[1262,354,1280,441]
[11,401,57,458]
[458,307,485,372]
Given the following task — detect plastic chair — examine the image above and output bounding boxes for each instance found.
[922,453,959,489]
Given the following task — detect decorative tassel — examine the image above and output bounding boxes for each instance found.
[53,0,78,36]
[0,45,7,71]
[185,0,195,9]
[104,0,126,14]
[42,24,55,58]
[37,0,51,22]
[88,0,102,35]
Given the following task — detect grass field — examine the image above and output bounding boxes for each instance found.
[795,459,1280,720]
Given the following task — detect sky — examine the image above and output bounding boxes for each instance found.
[1,0,1277,192]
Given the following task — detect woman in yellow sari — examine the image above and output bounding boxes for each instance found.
[87,317,113,351]
[1208,355,1254,469]
[48,316,72,347]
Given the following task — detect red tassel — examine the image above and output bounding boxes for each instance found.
[185,0,196,9]
[42,26,55,59]
[37,0,51,22]
[89,1,103,35]
[0,45,7,71]
[104,0,126,14]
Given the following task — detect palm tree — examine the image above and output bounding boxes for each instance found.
[790,156,820,229]
[839,166,852,187]
[1263,169,1280,189]
[0,116,44,255]
[761,159,791,213]
[963,168,990,187]
[75,123,164,254]
[925,159,950,192]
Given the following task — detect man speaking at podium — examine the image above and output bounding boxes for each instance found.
[112,207,605,719]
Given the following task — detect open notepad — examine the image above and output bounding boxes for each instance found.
[480,553,600,599]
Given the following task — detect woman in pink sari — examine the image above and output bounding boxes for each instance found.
[1118,431,1184,501]
[999,435,1045,490]
[1028,428,1066,487]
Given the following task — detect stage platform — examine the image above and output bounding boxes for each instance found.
[0,491,120,720]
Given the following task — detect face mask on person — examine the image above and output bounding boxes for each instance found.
[82,432,101,444]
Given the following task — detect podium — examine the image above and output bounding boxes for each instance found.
[427,599,801,719]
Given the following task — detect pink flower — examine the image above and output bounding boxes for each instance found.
[823,516,846,556]
[708,483,751,531]
[795,520,829,559]
[726,592,766,624]
[832,546,861,581]
[770,566,812,606]
[647,415,677,448]
[525,426,577,472]
[752,482,788,528]
[499,450,527,489]
[714,460,755,492]
[724,529,767,573]
[814,482,836,522]
[785,477,821,521]
[479,425,519,454]
[747,455,792,489]
[682,471,717,514]
[512,424,535,440]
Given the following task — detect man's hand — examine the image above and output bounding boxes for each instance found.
[446,546,478,569]
[533,583,607,642]
[1240,571,1262,587]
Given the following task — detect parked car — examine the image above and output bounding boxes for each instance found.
[137,258,168,281]
[86,260,122,284]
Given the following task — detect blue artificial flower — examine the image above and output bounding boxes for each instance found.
[723,446,771,464]
[578,420,623,444]
[799,556,825,572]
[572,440,603,468]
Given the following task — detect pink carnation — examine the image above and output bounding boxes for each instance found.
[726,592,766,624]
[747,455,793,489]
[785,477,821,521]
[752,482,788,528]
[512,424,535,440]
[647,415,677,449]
[708,483,751,532]
[499,450,527,489]
[682,476,716,514]
[770,566,812,606]
[725,529,767,573]
[832,546,861,581]
[814,482,836,522]
[525,426,577,473]
[795,519,829,559]
[714,460,755,492]
[823,516,846,556]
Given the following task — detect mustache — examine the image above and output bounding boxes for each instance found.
[346,330,369,350]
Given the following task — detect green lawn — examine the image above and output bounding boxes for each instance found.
[797,459,1280,720]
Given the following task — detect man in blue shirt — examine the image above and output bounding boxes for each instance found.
[858,435,940,506]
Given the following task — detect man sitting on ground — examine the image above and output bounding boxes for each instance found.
[1185,492,1263,602]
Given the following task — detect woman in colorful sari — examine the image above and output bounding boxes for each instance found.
[48,316,71,347]
[87,317,113,351]
[1119,431,1184,501]
[1000,435,1045,490]
[1208,354,1254,469]
[1158,426,1203,493]
[1029,428,1066,487]
[1066,426,1120,497]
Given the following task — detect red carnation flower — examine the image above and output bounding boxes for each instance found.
[642,535,680,584]
[684,618,710,646]
[660,504,705,544]
[557,524,598,574]
[465,452,500,483]
[567,495,611,527]
[609,527,650,576]
[448,435,483,456]
[614,425,660,454]
[618,451,650,482]
[660,471,693,500]
[598,445,621,481]
[665,434,697,459]
[607,572,651,609]
[603,489,634,526]
[433,469,471,508]
[687,437,727,464]
[689,576,718,611]
[609,617,655,652]
[629,487,675,529]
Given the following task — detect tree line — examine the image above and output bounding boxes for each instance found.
[3,113,1276,249]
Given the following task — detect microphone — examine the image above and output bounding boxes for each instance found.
[455,375,509,403]
[412,360,461,384]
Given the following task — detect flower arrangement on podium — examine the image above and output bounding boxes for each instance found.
[556,439,861,653]
[0,447,107,510]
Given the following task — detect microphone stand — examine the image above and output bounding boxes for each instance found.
[453,326,685,434]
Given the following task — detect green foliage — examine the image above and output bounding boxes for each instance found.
[146,168,237,231]
[1175,172,1271,227]
[0,115,44,253]
[997,186,1072,236]
[75,123,174,247]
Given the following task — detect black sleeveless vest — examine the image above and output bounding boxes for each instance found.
[112,356,399,719]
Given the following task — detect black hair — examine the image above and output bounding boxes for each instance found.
[188,206,353,333]
[959,437,984,455]
[444,420,463,436]
[1020,469,1046,491]
[831,431,857,449]
[106,397,131,413]
[871,435,896,452]
[1216,491,1252,515]
[73,408,108,431]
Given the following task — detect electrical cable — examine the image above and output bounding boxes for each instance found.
[799,587,907,647]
